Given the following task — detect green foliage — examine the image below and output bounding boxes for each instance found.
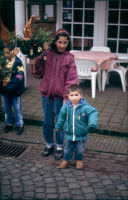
[0,50,12,82]
[7,24,54,59]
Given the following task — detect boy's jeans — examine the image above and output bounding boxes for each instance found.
[4,93,24,126]
[42,96,65,148]
[64,140,86,161]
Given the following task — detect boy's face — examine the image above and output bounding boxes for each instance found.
[68,91,82,105]
[4,48,14,60]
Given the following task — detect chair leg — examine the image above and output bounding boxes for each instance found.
[102,70,108,92]
[106,73,110,85]
[96,74,101,91]
[91,74,97,98]
[119,72,126,92]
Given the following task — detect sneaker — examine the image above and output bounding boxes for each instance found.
[76,160,84,170]
[42,146,54,157]
[4,125,12,133]
[17,126,24,135]
[58,160,70,169]
[55,149,63,160]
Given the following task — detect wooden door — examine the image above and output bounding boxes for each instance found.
[0,0,15,44]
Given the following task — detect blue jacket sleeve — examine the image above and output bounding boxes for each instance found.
[85,102,98,130]
[55,104,67,130]
[3,65,24,93]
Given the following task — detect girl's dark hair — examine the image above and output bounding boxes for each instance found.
[50,28,72,51]
[5,43,15,51]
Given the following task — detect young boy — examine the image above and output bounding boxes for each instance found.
[55,85,98,169]
[2,43,24,135]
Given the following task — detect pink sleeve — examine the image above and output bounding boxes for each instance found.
[16,74,23,80]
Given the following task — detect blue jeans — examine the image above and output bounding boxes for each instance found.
[42,96,65,148]
[4,93,24,126]
[64,140,86,161]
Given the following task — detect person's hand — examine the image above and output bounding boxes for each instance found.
[63,100,66,105]
[56,129,61,131]
[29,57,37,65]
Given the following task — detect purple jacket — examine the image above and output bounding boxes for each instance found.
[31,49,78,100]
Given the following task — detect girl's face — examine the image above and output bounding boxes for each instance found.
[55,36,69,52]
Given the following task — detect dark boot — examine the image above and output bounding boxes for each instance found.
[42,146,54,157]
[17,126,24,135]
[4,125,12,133]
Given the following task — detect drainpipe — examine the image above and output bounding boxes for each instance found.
[15,0,27,87]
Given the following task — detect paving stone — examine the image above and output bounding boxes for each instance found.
[25,163,35,167]
[56,181,67,187]
[94,188,107,194]
[13,187,23,192]
[14,163,22,168]
[0,164,5,168]
[59,169,71,173]
[30,172,40,178]
[20,175,32,181]
[119,191,128,196]
[2,180,9,184]
[2,175,12,180]
[97,194,110,199]
[12,193,22,199]
[10,169,21,174]
[33,176,42,182]
[116,184,127,190]
[73,171,84,176]
[92,182,104,188]
[20,166,28,171]
[24,192,34,197]
[124,182,128,187]
[52,172,62,177]
[110,197,122,200]
[46,183,56,188]
[35,181,45,187]
[75,176,87,181]
[46,188,57,193]
[55,176,64,181]
[29,167,38,172]
[59,193,70,199]
[46,194,58,199]
[37,169,47,175]
[36,187,45,193]
[0,168,7,172]
[102,179,113,185]
[11,178,20,182]
[58,187,69,193]
[109,176,120,180]
[21,171,31,175]
[12,173,21,178]
[51,168,60,172]
[70,189,83,195]
[63,173,74,178]
[121,178,128,182]
[1,189,11,196]
[81,186,93,194]
[84,193,96,199]
[45,178,54,183]
[65,178,77,182]
[2,185,10,190]
[43,166,53,171]
[11,182,22,187]
[112,179,124,185]
[23,180,34,186]
[6,165,15,170]
[78,181,90,187]
[68,183,80,189]
[85,173,96,178]
[4,162,12,165]
[34,164,43,168]
[70,195,84,199]
[98,175,109,180]
[36,193,45,199]
[89,178,101,183]
[24,185,35,191]
[43,172,53,177]
[108,190,121,197]
[105,185,116,190]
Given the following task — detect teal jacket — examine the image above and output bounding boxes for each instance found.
[55,98,98,141]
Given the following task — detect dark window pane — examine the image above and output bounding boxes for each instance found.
[119,41,128,53]
[84,10,94,23]
[63,1,72,8]
[107,40,117,53]
[63,10,72,22]
[73,10,83,22]
[1,0,15,32]
[63,24,71,36]
[109,1,119,9]
[73,38,82,50]
[120,26,128,39]
[85,1,95,8]
[84,25,93,37]
[120,11,128,24]
[73,24,82,36]
[108,11,119,24]
[74,1,83,8]
[121,1,128,9]
[107,26,118,38]
[84,39,93,51]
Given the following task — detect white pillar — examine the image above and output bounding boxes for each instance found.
[15,0,27,87]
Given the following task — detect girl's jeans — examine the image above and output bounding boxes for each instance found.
[4,93,24,126]
[42,96,65,148]
[64,140,86,161]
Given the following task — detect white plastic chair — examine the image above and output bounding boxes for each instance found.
[90,46,110,52]
[70,50,81,53]
[75,59,101,98]
[103,61,128,92]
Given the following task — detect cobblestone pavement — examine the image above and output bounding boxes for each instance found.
[0,122,128,199]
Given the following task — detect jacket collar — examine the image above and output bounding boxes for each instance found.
[66,97,85,107]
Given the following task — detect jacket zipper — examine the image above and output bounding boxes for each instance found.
[73,107,75,141]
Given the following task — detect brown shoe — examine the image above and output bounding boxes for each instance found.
[76,160,84,169]
[58,160,70,169]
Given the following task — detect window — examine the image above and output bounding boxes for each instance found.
[106,1,128,53]
[62,1,95,51]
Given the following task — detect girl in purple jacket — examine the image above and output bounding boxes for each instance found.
[30,29,78,160]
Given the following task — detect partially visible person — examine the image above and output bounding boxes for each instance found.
[1,43,24,135]
[30,29,78,160]
[55,85,98,169]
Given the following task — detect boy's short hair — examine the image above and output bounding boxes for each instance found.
[5,43,15,51]
[68,85,82,94]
